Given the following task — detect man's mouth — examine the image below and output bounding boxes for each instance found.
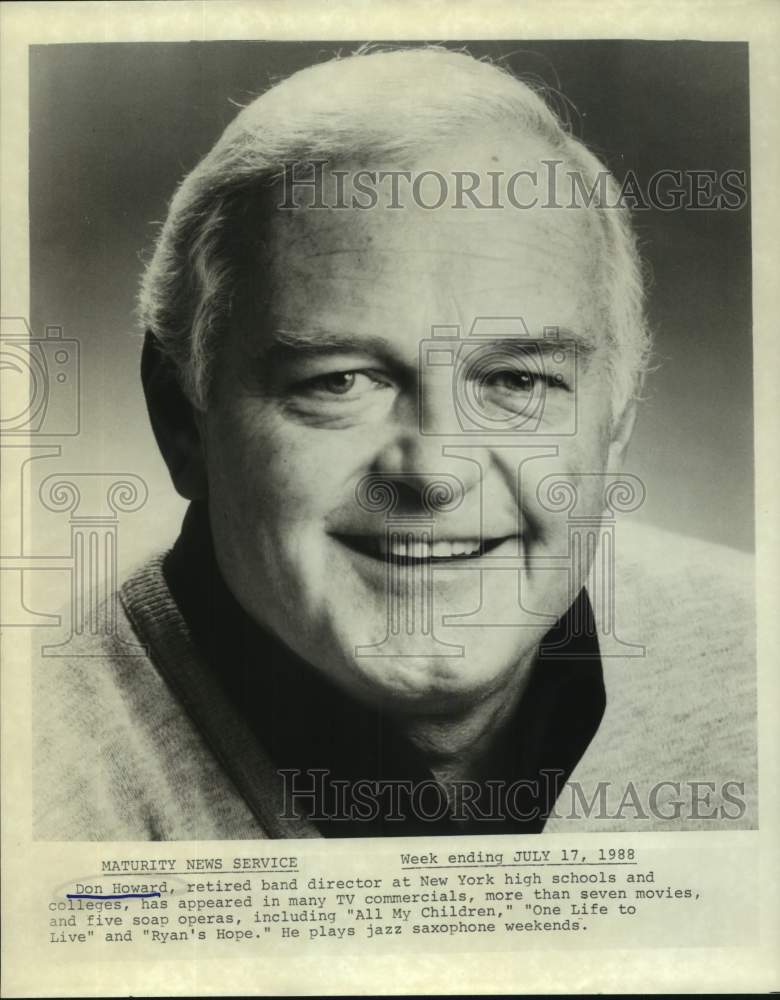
[334,534,512,564]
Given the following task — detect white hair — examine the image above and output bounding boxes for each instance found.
[138,46,651,417]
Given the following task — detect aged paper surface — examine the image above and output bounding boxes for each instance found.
[1,0,779,995]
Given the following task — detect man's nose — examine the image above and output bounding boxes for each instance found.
[369,384,482,495]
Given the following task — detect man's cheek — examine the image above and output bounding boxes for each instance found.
[506,439,608,541]
[254,431,379,512]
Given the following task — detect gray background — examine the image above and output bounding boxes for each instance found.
[28,40,754,569]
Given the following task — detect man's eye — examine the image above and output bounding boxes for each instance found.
[300,370,386,397]
[486,370,538,393]
[313,371,359,395]
[484,369,568,393]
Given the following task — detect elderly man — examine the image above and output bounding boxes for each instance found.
[34,47,755,839]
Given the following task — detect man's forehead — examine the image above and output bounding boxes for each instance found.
[235,135,611,355]
[266,175,602,280]
[260,194,605,330]
[238,236,606,374]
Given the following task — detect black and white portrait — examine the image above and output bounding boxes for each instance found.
[23,40,756,841]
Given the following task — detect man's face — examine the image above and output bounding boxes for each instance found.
[201,139,631,715]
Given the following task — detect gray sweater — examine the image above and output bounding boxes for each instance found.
[32,523,757,840]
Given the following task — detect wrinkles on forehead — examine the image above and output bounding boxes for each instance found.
[273,214,601,323]
[232,143,612,367]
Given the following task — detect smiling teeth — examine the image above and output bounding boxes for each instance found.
[378,537,483,559]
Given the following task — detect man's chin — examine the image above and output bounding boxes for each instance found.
[319,625,540,714]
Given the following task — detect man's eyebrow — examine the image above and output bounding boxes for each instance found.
[528,332,596,356]
[263,326,596,361]
[269,327,397,355]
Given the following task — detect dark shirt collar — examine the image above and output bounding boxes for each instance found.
[164,501,605,837]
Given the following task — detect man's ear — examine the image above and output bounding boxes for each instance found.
[141,332,208,500]
[606,397,638,472]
